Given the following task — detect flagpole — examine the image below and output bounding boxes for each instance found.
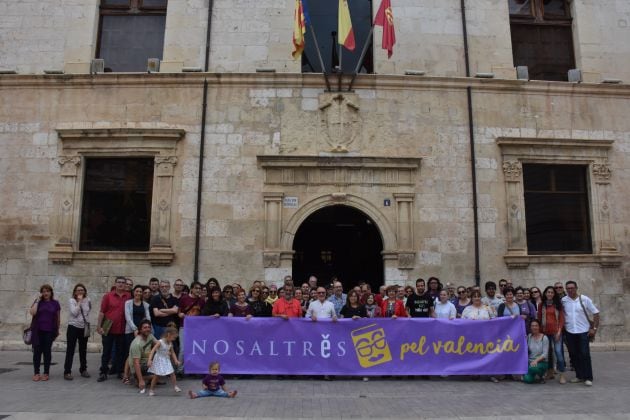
[338,44,343,92]
[308,24,331,92]
[348,25,374,91]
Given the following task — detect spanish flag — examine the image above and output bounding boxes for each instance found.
[338,0,355,51]
[292,0,307,59]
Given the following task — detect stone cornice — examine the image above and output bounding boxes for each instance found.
[2,73,630,97]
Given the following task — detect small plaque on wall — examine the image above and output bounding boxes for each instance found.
[283,196,299,208]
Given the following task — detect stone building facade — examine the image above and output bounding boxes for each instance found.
[1,0,629,346]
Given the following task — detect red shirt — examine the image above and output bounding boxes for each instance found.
[380,299,407,318]
[100,290,130,335]
[538,303,565,335]
[272,297,303,318]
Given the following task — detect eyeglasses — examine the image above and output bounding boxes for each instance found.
[76,288,85,292]
[555,286,564,289]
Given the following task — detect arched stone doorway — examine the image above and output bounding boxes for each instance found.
[292,205,384,291]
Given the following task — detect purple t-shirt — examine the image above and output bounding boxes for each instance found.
[202,374,225,391]
[35,300,61,332]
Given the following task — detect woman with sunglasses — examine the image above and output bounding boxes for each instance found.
[64,283,92,380]
[530,287,543,312]
[248,286,272,317]
[454,287,471,318]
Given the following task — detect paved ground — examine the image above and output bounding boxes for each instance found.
[1,350,629,419]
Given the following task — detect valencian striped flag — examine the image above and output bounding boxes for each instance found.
[292,0,310,59]
[374,0,395,58]
[338,0,355,51]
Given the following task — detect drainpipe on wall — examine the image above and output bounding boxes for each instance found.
[460,0,481,287]
[193,0,214,282]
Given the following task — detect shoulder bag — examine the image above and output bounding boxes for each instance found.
[80,302,91,338]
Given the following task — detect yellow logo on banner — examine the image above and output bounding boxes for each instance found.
[351,323,392,368]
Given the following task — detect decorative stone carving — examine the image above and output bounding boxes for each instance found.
[58,156,81,176]
[258,156,421,187]
[398,252,416,269]
[502,160,522,182]
[263,252,281,268]
[592,163,611,182]
[319,93,361,152]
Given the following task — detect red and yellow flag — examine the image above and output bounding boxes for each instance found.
[292,0,307,59]
[338,0,355,51]
[374,0,396,58]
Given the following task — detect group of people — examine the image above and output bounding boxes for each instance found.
[27,274,600,394]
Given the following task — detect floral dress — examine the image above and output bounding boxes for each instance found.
[148,339,174,376]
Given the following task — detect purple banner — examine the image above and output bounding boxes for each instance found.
[183,317,527,375]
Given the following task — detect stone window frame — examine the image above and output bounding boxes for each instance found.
[497,137,622,268]
[96,0,168,72]
[49,128,184,266]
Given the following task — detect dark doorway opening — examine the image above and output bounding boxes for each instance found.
[292,205,383,291]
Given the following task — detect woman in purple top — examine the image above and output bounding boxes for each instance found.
[228,290,252,319]
[29,284,61,381]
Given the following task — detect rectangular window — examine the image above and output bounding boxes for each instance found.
[509,0,574,81]
[302,0,373,74]
[80,158,154,251]
[97,0,167,72]
[523,164,592,254]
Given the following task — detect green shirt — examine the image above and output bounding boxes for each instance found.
[128,334,157,369]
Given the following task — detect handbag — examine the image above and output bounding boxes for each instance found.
[23,325,33,345]
[80,303,91,338]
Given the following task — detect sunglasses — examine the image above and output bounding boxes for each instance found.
[458,290,466,294]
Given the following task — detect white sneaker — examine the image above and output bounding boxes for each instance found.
[362,377,369,382]
[584,380,593,386]
[149,390,156,396]
[174,385,181,393]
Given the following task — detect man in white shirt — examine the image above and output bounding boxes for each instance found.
[561,280,600,386]
[307,287,337,321]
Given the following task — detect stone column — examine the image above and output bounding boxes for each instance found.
[50,156,81,263]
[502,160,527,255]
[394,193,415,270]
[151,156,177,248]
[591,163,617,254]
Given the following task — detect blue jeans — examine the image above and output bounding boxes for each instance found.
[196,388,229,398]
[565,331,593,381]
[546,334,566,373]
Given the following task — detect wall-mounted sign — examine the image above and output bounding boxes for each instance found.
[384,199,391,207]
[283,196,299,208]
